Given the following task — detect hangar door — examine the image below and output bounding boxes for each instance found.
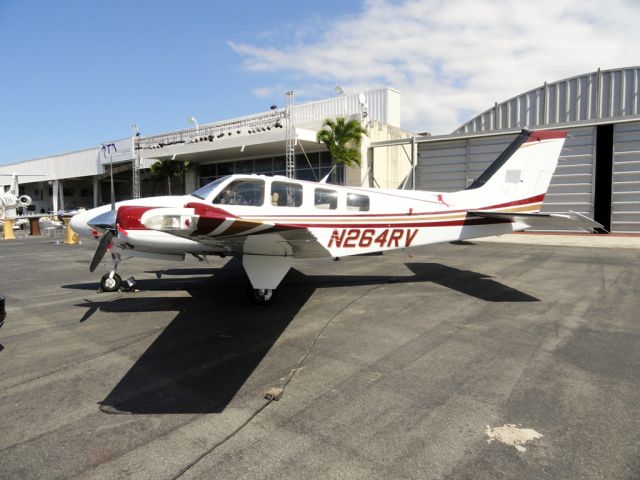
[612,122,640,232]
[541,126,595,224]
[416,128,596,230]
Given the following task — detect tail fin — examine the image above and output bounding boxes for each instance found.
[466,129,567,207]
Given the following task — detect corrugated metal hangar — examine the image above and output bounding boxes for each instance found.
[377,66,640,233]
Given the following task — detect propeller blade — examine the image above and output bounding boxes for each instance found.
[89,230,113,273]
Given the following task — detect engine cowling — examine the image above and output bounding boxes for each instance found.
[18,195,32,207]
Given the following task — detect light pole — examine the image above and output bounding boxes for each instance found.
[102,143,117,209]
[187,116,199,131]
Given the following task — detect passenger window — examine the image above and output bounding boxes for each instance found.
[347,193,370,211]
[212,179,264,206]
[271,181,303,207]
[314,188,337,210]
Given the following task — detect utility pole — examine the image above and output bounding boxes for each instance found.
[285,91,295,178]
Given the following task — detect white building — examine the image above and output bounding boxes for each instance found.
[0,88,412,213]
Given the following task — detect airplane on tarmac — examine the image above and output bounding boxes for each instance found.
[71,129,602,303]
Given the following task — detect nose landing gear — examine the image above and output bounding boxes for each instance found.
[100,252,123,292]
[100,272,122,292]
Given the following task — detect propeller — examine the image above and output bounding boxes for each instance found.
[89,144,118,274]
[89,229,114,273]
[87,209,118,272]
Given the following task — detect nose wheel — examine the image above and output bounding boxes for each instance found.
[101,272,122,292]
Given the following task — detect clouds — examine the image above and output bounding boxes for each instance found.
[230,0,640,134]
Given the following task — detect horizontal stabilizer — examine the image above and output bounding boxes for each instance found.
[468,210,603,232]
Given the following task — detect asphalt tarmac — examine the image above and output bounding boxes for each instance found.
[0,235,638,479]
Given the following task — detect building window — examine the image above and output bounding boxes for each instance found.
[314,188,337,209]
[212,179,264,206]
[347,193,369,211]
[271,181,303,207]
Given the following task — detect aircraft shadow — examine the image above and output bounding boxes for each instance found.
[68,261,537,414]
[405,263,539,302]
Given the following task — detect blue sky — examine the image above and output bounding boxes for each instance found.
[0,0,360,164]
[1,0,639,165]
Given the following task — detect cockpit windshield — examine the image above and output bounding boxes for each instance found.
[190,176,230,200]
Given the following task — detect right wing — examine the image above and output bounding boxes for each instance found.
[468,210,603,232]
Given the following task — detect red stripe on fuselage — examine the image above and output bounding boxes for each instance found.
[239,194,546,220]
[278,217,512,230]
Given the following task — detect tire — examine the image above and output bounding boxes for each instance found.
[101,273,122,292]
[247,287,275,305]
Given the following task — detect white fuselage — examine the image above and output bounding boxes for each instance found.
[71,174,540,260]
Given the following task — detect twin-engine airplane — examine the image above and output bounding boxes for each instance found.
[71,129,601,303]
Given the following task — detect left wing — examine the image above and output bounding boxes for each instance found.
[468,210,603,232]
[140,206,331,258]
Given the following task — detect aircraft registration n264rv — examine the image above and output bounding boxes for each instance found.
[71,129,602,303]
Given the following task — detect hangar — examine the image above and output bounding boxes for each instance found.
[372,66,640,233]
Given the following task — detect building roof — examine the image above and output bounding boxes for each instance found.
[1,88,400,187]
[455,66,640,134]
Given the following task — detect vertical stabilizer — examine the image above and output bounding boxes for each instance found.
[465,129,567,209]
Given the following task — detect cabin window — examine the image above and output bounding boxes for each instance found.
[347,193,370,211]
[314,188,338,210]
[212,179,264,206]
[271,181,303,207]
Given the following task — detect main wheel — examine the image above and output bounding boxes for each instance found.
[101,272,122,292]
[248,287,275,305]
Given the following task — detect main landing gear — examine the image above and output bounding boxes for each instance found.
[242,255,293,306]
[247,287,275,305]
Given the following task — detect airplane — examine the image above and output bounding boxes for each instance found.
[71,129,602,303]
[0,174,33,219]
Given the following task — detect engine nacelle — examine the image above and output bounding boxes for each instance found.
[18,195,32,207]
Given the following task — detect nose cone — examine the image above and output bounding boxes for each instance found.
[71,208,108,239]
[70,210,92,239]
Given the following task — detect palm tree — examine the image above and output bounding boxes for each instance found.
[316,117,367,183]
[150,159,190,195]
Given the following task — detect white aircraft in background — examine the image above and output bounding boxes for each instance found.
[71,129,601,303]
[0,174,33,218]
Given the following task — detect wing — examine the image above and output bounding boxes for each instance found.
[139,205,332,258]
[468,210,603,232]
